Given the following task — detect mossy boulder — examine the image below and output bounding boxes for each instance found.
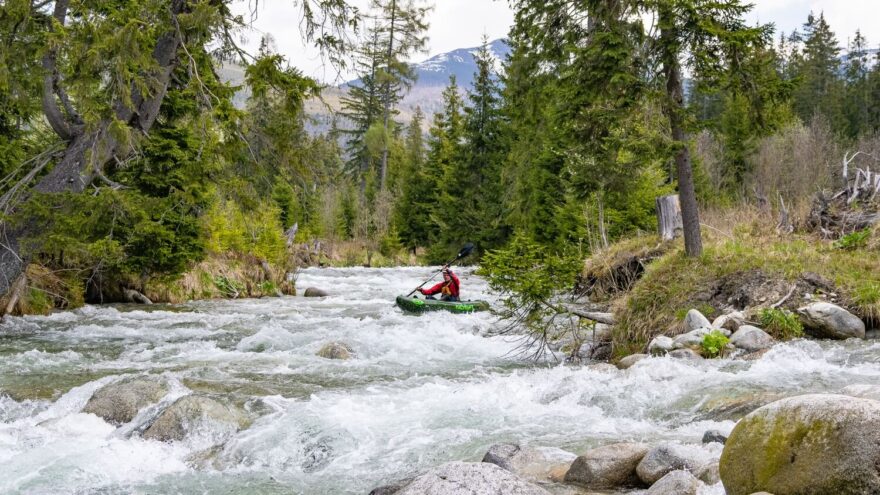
[719,394,880,495]
[82,377,167,425]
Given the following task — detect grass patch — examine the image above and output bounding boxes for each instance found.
[611,226,880,356]
[758,308,804,339]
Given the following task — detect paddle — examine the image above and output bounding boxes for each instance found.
[406,242,475,297]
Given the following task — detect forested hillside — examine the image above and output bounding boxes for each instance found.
[1,0,879,316]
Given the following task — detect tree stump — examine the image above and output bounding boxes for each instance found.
[656,194,683,241]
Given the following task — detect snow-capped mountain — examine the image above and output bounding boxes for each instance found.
[410,38,510,88]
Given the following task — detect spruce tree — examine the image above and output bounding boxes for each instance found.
[791,12,844,128]
[843,30,872,138]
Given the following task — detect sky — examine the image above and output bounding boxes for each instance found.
[230,0,879,83]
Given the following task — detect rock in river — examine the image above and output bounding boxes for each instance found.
[729,325,775,352]
[82,376,167,425]
[142,395,245,442]
[303,287,329,297]
[316,341,354,360]
[564,442,649,488]
[636,442,712,485]
[797,302,865,339]
[720,394,880,495]
[684,309,712,332]
[646,470,701,495]
[395,461,551,495]
[482,443,576,483]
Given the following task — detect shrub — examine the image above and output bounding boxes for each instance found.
[701,330,730,358]
[758,307,804,339]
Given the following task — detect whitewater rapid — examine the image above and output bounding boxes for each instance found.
[1,266,879,494]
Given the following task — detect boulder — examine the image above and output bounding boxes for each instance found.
[482,443,576,483]
[82,377,167,425]
[636,442,711,485]
[729,325,775,352]
[720,394,880,495]
[701,430,727,445]
[646,470,701,495]
[695,461,721,484]
[316,341,354,360]
[395,461,551,495]
[669,349,702,360]
[563,442,649,489]
[648,336,675,356]
[712,311,745,332]
[684,309,712,332]
[617,354,648,370]
[673,328,710,349]
[142,395,245,442]
[797,302,865,339]
[303,287,329,297]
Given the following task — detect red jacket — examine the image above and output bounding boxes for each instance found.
[420,271,460,298]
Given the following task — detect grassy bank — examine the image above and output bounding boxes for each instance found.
[586,208,880,357]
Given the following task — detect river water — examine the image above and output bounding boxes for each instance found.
[1,266,879,494]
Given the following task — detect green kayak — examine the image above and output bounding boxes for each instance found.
[395,295,490,314]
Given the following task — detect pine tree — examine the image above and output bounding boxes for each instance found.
[843,30,872,138]
[457,38,509,252]
[394,108,430,251]
[791,12,844,128]
[372,0,430,191]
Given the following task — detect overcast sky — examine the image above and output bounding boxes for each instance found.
[230,0,879,83]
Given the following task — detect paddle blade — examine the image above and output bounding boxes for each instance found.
[457,242,475,259]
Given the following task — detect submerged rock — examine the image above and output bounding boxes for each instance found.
[564,442,649,489]
[142,395,245,442]
[636,442,712,485]
[720,394,880,495]
[701,429,727,445]
[316,341,354,360]
[303,287,329,297]
[482,443,576,483]
[684,309,712,332]
[841,384,880,401]
[617,354,648,370]
[695,461,721,484]
[797,302,865,339]
[646,470,701,495]
[729,325,774,352]
[82,377,167,425]
[395,461,551,495]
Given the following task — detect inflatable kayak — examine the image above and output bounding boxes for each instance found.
[395,295,490,314]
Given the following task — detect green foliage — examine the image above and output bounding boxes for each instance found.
[834,229,871,250]
[213,275,244,298]
[701,330,730,358]
[480,232,581,329]
[203,199,287,265]
[759,308,804,339]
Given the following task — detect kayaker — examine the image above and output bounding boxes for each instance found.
[419,268,460,302]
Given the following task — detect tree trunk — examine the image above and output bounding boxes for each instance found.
[379,0,397,191]
[655,194,683,241]
[0,0,187,299]
[660,9,702,257]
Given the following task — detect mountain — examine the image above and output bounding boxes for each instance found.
[327,38,511,128]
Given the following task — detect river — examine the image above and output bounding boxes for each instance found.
[1,266,879,494]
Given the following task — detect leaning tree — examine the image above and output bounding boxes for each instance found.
[0,0,357,299]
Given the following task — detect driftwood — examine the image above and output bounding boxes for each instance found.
[559,304,616,325]
[655,194,683,241]
[807,151,880,238]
